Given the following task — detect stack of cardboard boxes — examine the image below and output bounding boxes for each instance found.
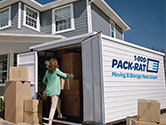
[133,99,164,125]
[61,52,82,117]
[5,67,30,123]
[5,67,42,124]
[24,100,42,124]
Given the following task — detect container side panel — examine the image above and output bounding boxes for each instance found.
[91,36,103,123]
[82,36,104,123]
[101,37,166,123]
[82,40,94,122]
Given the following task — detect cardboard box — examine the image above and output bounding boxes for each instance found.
[61,65,82,79]
[61,77,77,90]
[24,100,42,113]
[63,96,80,117]
[24,112,39,124]
[5,81,31,123]
[62,80,80,96]
[160,113,166,125]
[39,112,43,124]
[138,99,160,123]
[61,78,69,90]
[38,100,42,124]
[9,67,29,81]
[133,120,158,125]
[160,121,166,125]
[24,100,42,124]
[61,53,81,66]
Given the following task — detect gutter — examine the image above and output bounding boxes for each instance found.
[0,33,65,39]
[89,0,95,4]
[0,0,78,11]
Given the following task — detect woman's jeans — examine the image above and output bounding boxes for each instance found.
[49,95,59,120]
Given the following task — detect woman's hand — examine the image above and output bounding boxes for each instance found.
[70,74,74,78]
[42,91,47,100]
[66,73,74,78]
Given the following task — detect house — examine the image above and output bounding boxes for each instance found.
[0,0,130,91]
[0,0,132,124]
[1,0,166,124]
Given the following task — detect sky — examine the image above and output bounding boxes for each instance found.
[0,0,165,51]
[105,0,166,52]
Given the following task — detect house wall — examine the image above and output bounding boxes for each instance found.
[0,3,18,33]
[91,3,124,40]
[0,2,41,34]
[91,4,110,36]
[0,0,124,39]
[56,0,88,37]
[40,0,88,37]
[0,0,88,36]
[40,9,52,34]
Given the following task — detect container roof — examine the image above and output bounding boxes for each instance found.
[30,32,165,56]
[29,33,95,51]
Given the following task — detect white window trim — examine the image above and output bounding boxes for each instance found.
[122,31,124,40]
[52,4,75,34]
[110,20,116,38]
[0,6,11,30]
[23,5,40,32]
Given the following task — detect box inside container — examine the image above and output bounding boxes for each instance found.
[37,45,83,123]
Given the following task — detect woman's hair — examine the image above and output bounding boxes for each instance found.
[48,58,59,73]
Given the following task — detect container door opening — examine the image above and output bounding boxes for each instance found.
[37,45,83,124]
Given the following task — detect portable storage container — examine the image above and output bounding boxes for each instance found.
[17,33,166,124]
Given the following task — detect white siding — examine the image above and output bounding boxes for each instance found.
[101,36,166,123]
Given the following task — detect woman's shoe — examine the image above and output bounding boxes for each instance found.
[57,114,63,119]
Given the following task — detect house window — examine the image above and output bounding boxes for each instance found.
[0,7,11,30]
[23,5,40,31]
[52,4,75,34]
[0,54,8,83]
[110,20,115,38]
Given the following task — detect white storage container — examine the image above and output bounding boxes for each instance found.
[17,33,166,124]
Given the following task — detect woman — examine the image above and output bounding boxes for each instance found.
[43,58,71,125]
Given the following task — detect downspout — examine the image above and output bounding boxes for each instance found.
[89,0,95,4]
[86,0,94,33]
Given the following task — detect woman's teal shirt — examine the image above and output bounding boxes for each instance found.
[43,68,70,96]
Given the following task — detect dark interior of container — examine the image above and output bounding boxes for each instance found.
[37,45,83,124]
